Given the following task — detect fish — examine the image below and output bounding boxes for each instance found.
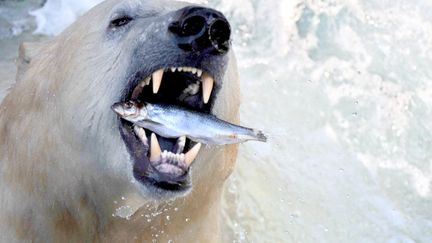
[111,101,267,145]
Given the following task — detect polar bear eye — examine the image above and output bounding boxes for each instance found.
[110,16,133,28]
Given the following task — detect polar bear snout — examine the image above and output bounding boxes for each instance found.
[168,6,231,55]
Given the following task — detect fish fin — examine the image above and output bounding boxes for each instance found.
[254,129,268,142]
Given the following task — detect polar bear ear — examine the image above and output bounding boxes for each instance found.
[16,41,44,82]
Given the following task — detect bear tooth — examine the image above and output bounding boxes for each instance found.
[171,67,176,72]
[178,67,183,72]
[191,68,197,74]
[144,77,151,86]
[185,143,202,166]
[152,69,164,94]
[179,83,200,100]
[197,69,203,77]
[133,126,148,146]
[175,136,186,153]
[140,77,150,87]
[190,83,200,95]
[150,133,162,162]
[201,73,214,104]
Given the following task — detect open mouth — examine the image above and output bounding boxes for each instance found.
[118,66,216,192]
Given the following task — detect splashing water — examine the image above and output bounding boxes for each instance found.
[1,0,432,242]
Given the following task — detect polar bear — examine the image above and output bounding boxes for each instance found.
[0,0,239,242]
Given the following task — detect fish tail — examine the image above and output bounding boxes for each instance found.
[253,129,267,142]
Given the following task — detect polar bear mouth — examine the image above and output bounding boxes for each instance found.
[118,66,216,192]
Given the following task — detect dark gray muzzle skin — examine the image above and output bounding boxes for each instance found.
[111,4,232,103]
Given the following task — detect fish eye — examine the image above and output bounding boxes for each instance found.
[109,16,133,28]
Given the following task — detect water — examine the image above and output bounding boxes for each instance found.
[1,0,432,242]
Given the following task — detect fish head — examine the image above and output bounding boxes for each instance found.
[111,100,147,123]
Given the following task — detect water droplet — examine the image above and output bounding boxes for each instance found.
[174,207,178,211]
[113,201,118,204]
[166,215,170,221]
[352,112,358,117]
[121,196,126,200]
[147,219,152,222]
[185,218,190,222]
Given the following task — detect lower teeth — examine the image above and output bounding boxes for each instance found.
[133,128,202,169]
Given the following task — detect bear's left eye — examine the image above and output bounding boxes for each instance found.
[110,16,133,28]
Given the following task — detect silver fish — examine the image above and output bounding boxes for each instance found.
[111,101,267,145]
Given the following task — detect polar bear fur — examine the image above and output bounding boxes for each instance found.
[0,0,240,242]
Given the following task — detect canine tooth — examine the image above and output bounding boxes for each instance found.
[134,126,148,145]
[152,69,164,94]
[185,143,202,166]
[150,133,162,162]
[197,69,202,77]
[175,136,186,153]
[201,73,214,104]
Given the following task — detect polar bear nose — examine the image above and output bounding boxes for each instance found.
[169,6,231,55]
